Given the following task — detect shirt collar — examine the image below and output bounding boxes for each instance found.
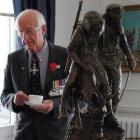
[28,40,48,60]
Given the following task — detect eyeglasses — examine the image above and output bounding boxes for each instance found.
[16,26,41,38]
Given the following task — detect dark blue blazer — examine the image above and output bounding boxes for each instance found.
[1,42,68,140]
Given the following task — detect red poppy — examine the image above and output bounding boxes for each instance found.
[50,63,59,72]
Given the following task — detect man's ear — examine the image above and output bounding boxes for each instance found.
[41,25,47,36]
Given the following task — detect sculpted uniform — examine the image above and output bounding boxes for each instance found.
[98,4,136,134]
[59,11,110,139]
[98,4,136,109]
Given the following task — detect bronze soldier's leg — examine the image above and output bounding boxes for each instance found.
[104,66,124,134]
[93,57,110,99]
[59,63,79,119]
[90,96,106,139]
[70,96,82,129]
[92,110,105,139]
[108,66,121,112]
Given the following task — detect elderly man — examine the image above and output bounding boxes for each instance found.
[1,9,67,140]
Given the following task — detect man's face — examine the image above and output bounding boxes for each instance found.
[109,9,123,25]
[16,17,46,52]
[89,15,104,36]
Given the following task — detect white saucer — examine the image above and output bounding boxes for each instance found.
[25,102,41,107]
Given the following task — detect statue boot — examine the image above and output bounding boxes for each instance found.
[93,116,105,140]
[90,105,106,140]
[104,100,125,134]
[70,115,82,130]
[70,101,82,129]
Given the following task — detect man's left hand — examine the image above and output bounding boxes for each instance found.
[32,100,54,114]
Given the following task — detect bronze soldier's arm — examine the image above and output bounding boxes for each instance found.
[120,30,136,70]
[68,27,84,68]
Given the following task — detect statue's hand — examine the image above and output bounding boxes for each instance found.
[82,64,93,73]
[127,57,136,71]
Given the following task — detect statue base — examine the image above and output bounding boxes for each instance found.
[103,127,125,140]
[67,127,125,140]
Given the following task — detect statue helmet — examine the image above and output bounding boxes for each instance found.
[82,11,104,31]
[83,11,103,22]
[104,4,123,24]
[106,4,123,13]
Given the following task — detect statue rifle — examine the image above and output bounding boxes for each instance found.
[71,0,83,39]
[65,0,83,74]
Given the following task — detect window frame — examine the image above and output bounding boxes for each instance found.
[0,12,16,126]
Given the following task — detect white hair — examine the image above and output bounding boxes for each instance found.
[15,9,46,30]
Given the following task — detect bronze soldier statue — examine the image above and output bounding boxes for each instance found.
[98,3,136,137]
[59,11,110,140]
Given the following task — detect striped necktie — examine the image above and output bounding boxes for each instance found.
[30,53,42,95]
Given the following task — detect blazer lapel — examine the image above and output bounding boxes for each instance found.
[43,43,54,93]
[21,49,30,94]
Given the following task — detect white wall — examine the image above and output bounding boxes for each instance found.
[55,0,104,47]
[55,0,140,118]
[118,73,140,118]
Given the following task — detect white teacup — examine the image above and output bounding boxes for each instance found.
[28,95,43,104]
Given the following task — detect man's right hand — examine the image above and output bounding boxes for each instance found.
[14,91,28,106]
[128,57,136,71]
